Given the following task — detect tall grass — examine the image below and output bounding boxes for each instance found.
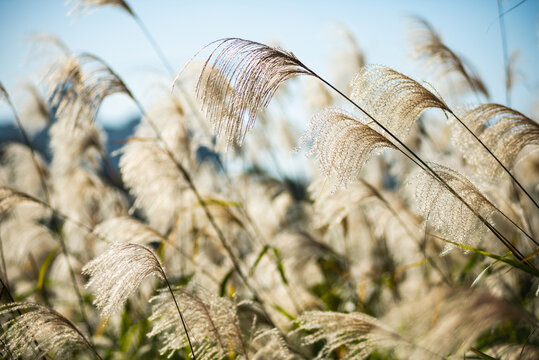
[0,1,537,359]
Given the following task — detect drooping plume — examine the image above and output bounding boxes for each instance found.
[46,53,129,125]
[82,242,165,318]
[408,162,497,254]
[299,107,396,189]
[194,38,311,145]
[148,284,247,359]
[453,103,539,180]
[351,65,449,139]
[0,302,99,359]
[409,17,489,99]
[296,287,528,359]
[296,310,403,359]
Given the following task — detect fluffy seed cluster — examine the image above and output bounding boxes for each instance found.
[351,65,449,139]
[196,38,311,145]
[0,302,94,359]
[82,242,165,318]
[409,163,497,253]
[453,103,539,181]
[299,107,396,189]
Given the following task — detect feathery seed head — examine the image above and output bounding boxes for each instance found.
[194,38,311,145]
[351,65,449,139]
[409,17,489,99]
[299,107,397,189]
[149,284,246,359]
[0,302,96,359]
[409,162,497,254]
[454,103,539,181]
[82,242,165,318]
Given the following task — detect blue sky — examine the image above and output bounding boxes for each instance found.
[1,0,538,124]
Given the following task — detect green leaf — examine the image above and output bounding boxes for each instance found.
[249,245,269,276]
[219,268,235,297]
[272,247,289,285]
[37,245,60,291]
[440,239,539,277]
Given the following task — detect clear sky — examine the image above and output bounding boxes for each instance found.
[1,0,538,125]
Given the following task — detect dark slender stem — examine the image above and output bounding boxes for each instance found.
[0,233,9,292]
[163,275,197,360]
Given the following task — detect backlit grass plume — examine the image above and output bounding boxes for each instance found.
[453,103,539,180]
[296,311,402,359]
[82,242,166,318]
[46,53,129,125]
[83,242,197,358]
[148,284,247,359]
[194,38,311,145]
[409,163,497,254]
[409,17,489,99]
[0,302,102,359]
[299,107,397,189]
[350,65,449,139]
[297,287,529,359]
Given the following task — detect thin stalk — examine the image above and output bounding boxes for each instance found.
[162,275,197,360]
[303,68,530,263]
[0,233,9,292]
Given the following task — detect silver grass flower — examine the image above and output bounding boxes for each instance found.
[297,288,528,360]
[52,167,127,230]
[46,53,129,125]
[67,0,133,16]
[195,38,311,145]
[82,242,165,318]
[409,162,497,254]
[148,284,247,359]
[0,302,99,359]
[311,180,375,226]
[453,104,539,181]
[350,65,449,139]
[18,83,51,134]
[299,107,397,189]
[249,328,296,360]
[296,311,403,360]
[331,25,366,92]
[409,17,489,99]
